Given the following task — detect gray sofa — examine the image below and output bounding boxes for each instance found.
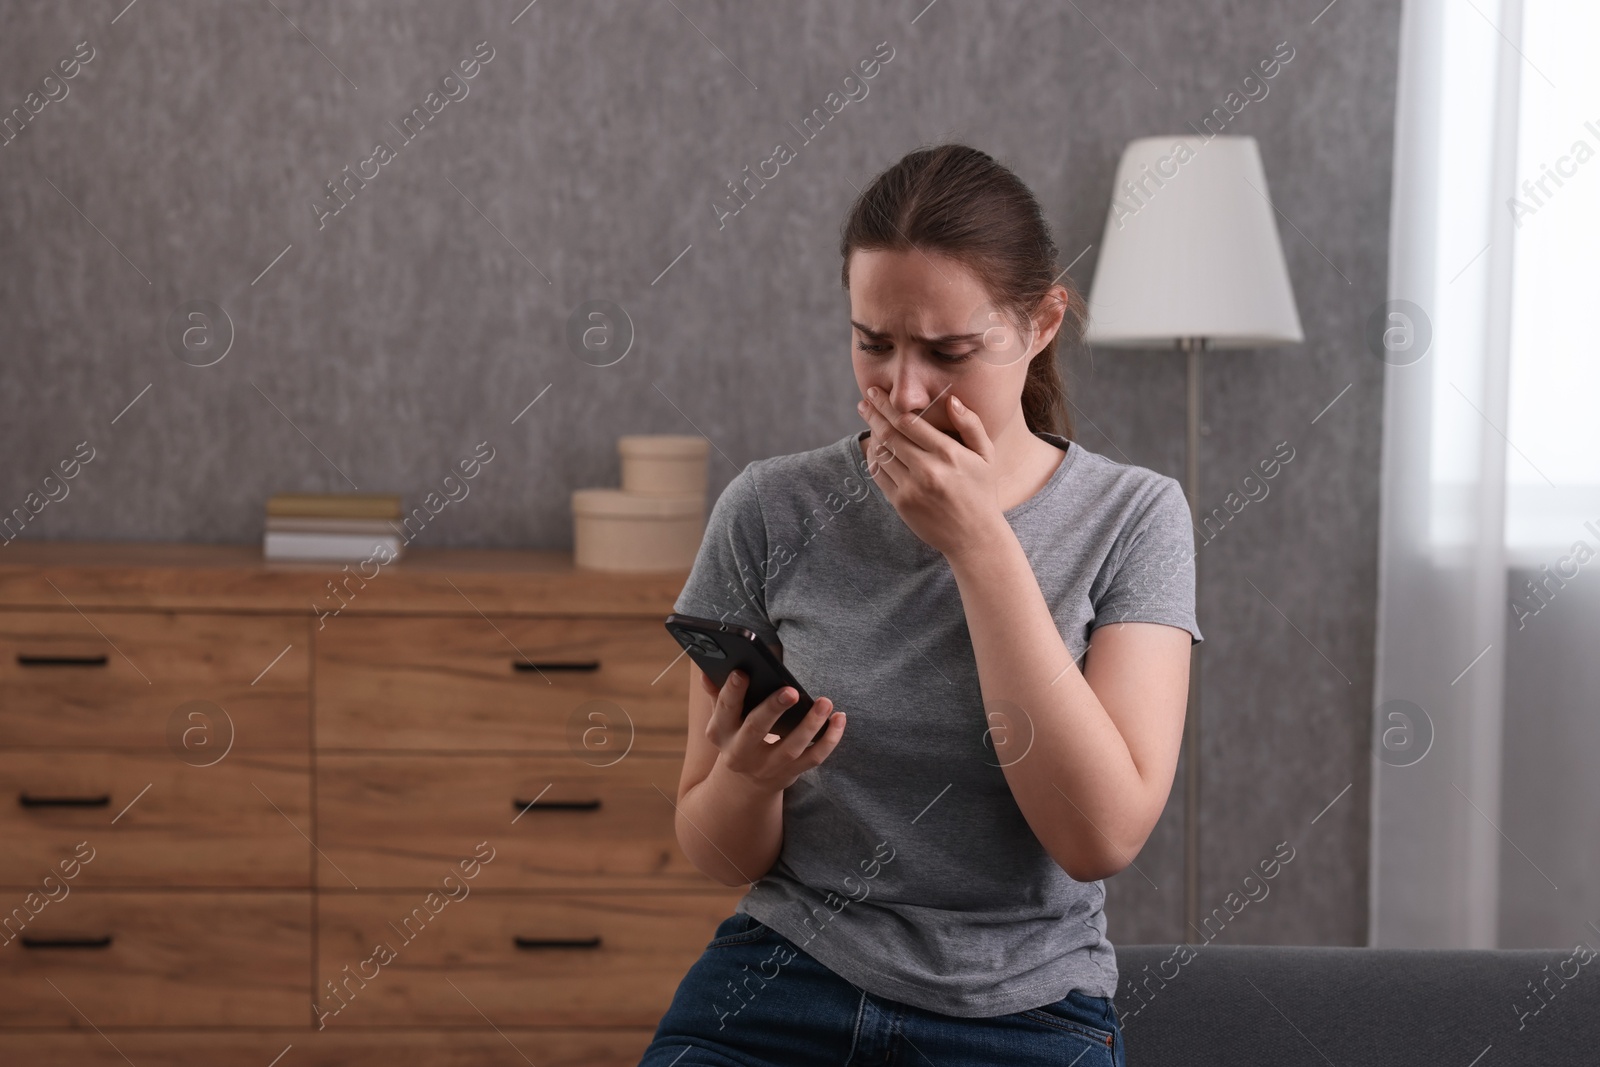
[1112,944,1600,1065]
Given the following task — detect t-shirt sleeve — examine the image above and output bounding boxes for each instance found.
[672,465,782,650]
[1090,475,1203,644]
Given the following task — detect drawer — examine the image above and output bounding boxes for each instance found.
[315,615,688,752]
[0,1029,658,1066]
[316,890,743,1027]
[0,610,309,748]
[317,754,712,889]
[0,751,310,887]
[0,890,310,1027]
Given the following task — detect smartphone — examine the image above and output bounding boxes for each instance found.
[665,613,827,744]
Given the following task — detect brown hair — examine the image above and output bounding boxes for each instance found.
[838,143,1085,440]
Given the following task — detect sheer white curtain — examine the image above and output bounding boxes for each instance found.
[1374,0,1600,948]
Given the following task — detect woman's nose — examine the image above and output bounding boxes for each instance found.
[888,362,937,413]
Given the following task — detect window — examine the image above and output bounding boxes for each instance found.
[1504,1,1600,559]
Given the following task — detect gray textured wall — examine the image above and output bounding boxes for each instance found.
[0,0,1400,948]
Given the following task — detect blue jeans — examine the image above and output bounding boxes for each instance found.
[638,912,1125,1067]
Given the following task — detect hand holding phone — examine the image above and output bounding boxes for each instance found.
[667,614,847,794]
[699,667,846,795]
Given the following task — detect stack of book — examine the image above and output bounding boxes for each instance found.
[263,492,406,562]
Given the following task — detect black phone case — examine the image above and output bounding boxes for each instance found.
[665,613,827,744]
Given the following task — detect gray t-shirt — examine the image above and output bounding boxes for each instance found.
[673,428,1202,1018]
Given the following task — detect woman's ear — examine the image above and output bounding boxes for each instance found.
[1025,287,1069,358]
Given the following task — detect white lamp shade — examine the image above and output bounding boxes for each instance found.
[1083,135,1304,348]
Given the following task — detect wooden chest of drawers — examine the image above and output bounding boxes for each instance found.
[0,542,737,1066]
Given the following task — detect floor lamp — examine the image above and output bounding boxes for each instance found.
[1081,135,1303,938]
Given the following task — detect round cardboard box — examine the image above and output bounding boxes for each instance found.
[572,488,704,571]
[618,435,709,497]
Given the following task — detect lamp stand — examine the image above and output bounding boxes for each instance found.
[1179,336,1208,942]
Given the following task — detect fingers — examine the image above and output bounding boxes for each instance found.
[944,393,993,461]
[703,670,744,750]
[864,436,901,489]
[706,670,847,780]
[866,431,903,477]
[860,386,955,458]
[776,697,840,760]
[741,680,800,744]
[790,702,847,768]
[705,670,788,751]
[859,404,913,475]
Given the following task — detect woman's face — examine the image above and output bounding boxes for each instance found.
[847,247,1059,446]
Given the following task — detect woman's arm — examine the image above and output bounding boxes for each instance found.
[675,661,786,886]
[673,653,845,886]
[855,386,1190,882]
[947,522,1191,882]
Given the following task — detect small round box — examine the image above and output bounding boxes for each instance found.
[571,488,705,571]
[618,435,709,496]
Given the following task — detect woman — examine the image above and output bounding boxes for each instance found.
[639,143,1201,1067]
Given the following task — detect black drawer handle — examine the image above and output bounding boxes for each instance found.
[513,935,602,950]
[19,793,111,808]
[513,660,600,673]
[16,654,109,668]
[20,935,113,949]
[512,797,602,812]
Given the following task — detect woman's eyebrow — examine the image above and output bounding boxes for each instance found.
[850,319,984,344]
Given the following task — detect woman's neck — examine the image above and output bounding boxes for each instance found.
[993,425,1065,512]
